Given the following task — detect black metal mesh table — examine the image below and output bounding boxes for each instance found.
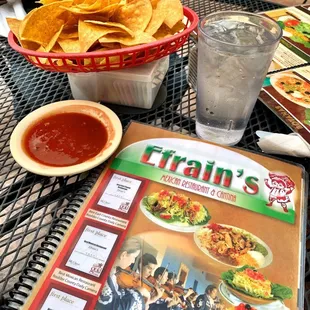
[0,0,309,308]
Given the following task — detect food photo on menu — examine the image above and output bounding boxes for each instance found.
[257,6,310,74]
[1,0,309,308]
[264,6,310,51]
[260,66,310,144]
[141,190,211,231]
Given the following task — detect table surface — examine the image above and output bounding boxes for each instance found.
[0,0,309,308]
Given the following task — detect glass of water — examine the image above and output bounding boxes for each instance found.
[196,11,282,145]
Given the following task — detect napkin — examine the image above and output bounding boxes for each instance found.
[257,131,310,158]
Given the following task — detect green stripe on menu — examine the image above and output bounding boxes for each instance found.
[263,77,271,88]
[110,158,296,224]
[281,39,310,63]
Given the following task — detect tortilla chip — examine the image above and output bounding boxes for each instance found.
[99,31,155,46]
[153,23,171,40]
[145,0,169,35]
[21,41,40,50]
[153,20,185,40]
[51,43,65,53]
[64,13,79,28]
[112,0,152,32]
[76,0,110,11]
[54,59,75,66]
[6,18,40,50]
[18,7,37,38]
[84,20,134,37]
[84,58,98,65]
[58,37,80,53]
[100,55,121,65]
[46,25,64,51]
[110,0,125,4]
[92,55,131,69]
[6,18,21,39]
[79,19,126,52]
[62,3,120,15]
[19,1,72,47]
[163,0,183,28]
[84,48,108,65]
[29,46,48,64]
[99,42,122,49]
[38,0,63,4]
[59,28,79,39]
[83,49,128,68]
[150,0,159,6]
[79,13,110,22]
[171,20,186,33]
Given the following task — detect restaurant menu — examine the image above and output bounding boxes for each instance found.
[264,6,310,72]
[21,123,307,310]
[259,5,310,144]
[260,66,310,144]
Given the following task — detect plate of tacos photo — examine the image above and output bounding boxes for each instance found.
[270,73,310,108]
[140,189,211,232]
[194,223,273,268]
[220,266,293,307]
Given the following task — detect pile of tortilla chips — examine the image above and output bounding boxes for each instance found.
[7,0,185,69]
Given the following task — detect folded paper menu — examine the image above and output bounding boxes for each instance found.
[258,5,310,147]
[260,66,310,144]
[264,5,310,72]
[9,122,306,310]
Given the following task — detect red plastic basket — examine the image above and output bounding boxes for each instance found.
[8,7,198,73]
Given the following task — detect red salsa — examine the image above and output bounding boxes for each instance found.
[23,112,108,167]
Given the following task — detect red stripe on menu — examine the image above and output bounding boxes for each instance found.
[29,169,149,310]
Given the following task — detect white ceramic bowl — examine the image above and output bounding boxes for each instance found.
[10,100,122,176]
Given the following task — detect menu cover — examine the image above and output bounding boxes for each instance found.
[260,66,310,144]
[264,6,310,72]
[18,123,307,310]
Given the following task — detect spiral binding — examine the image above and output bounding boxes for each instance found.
[3,167,102,310]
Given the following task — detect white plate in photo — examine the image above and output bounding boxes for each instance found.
[194,223,273,268]
[270,73,310,108]
[139,200,210,233]
[219,282,289,310]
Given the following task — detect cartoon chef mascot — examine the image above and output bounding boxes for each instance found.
[264,173,295,213]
